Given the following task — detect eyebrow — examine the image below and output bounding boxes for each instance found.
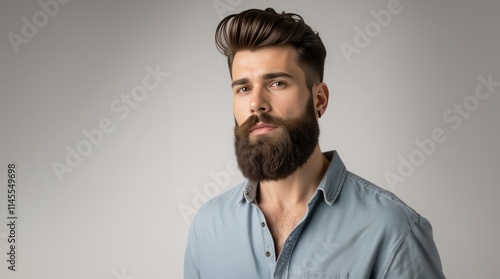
[231,72,294,88]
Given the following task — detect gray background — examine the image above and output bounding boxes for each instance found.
[1,0,499,278]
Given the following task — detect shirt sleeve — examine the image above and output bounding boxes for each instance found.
[382,215,446,279]
[184,215,200,279]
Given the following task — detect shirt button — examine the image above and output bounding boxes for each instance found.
[265,251,271,257]
[261,222,266,227]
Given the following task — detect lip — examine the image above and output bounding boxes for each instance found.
[250,122,277,135]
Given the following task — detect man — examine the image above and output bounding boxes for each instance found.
[184,8,445,279]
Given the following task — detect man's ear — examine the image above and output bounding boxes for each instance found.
[313,82,329,118]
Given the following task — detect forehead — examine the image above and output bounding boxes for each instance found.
[231,45,305,81]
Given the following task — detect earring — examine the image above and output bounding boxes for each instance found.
[317,111,321,118]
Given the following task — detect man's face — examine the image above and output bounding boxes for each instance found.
[231,45,320,181]
[231,45,312,132]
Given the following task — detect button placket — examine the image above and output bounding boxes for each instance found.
[274,222,306,278]
[261,220,273,259]
[252,203,276,264]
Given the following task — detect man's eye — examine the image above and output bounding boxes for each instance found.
[237,86,251,93]
[270,81,286,88]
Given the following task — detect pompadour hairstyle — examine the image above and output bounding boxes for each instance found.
[215,8,327,89]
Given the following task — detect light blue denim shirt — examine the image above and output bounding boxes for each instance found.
[184,151,445,279]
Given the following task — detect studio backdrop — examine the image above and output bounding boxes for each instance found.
[1,0,499,278]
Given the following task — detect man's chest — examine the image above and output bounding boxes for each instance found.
[259,205,307,254]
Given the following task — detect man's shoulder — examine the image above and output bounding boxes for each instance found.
[195,181,247,218]
[189,181,252,238]
[342,171,423,225]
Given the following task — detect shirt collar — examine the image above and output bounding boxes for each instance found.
[316,150,347,205]
[238,150,347,206]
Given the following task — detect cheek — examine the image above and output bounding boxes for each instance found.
[233,99,248,125]
[280,98,307,118]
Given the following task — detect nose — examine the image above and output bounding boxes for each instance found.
[249,88,270,115]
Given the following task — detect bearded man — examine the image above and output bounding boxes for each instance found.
[184,8,445,279]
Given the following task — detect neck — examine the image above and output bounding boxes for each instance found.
[257,145,329,209]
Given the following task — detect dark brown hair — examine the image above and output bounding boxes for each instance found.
[215,8,327,89]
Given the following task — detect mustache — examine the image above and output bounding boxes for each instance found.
[234,113,288,137]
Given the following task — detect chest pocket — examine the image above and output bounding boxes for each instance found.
[291,271,349,279]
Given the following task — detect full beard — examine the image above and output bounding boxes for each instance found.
[234,95,320,182]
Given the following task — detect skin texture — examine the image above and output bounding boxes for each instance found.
[231,44,331,256]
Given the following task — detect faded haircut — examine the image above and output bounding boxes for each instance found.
[215,8,327,89]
